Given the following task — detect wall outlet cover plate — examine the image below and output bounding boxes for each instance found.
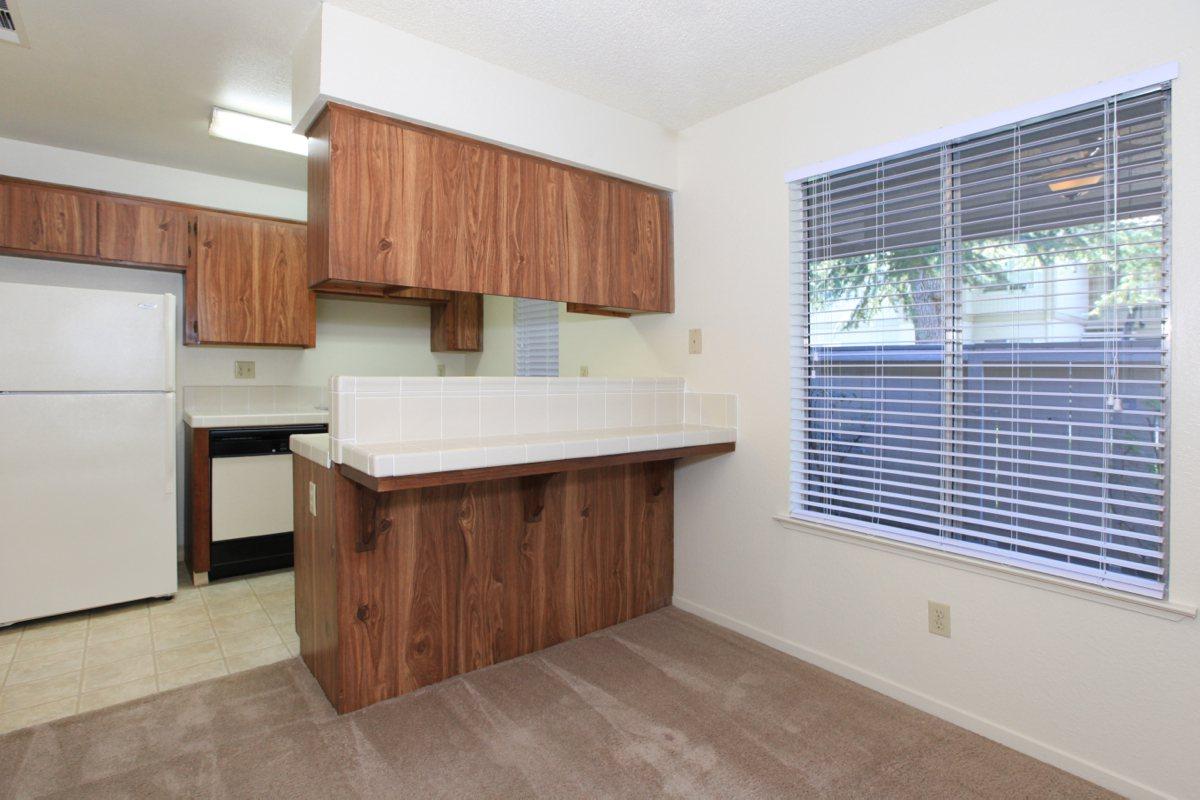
[928,601,951,637]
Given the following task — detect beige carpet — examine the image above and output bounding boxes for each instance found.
[0,607,1114,799]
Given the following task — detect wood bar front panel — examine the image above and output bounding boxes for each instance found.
[183,425,211,575]
[293,455,341,704]
[317,461,674,713]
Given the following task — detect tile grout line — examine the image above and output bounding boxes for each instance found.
[2,571,297,731]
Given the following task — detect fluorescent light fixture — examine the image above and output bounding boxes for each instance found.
[209,108,307,156]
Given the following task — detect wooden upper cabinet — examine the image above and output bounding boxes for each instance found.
[619,182,673,311]
[308,103,673,313]
[97,198,190,269]
[192,212,315,347]
[0,181,98,257]
[0,175,324,350]
[563,170,618,307]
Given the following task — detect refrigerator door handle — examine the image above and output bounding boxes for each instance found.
[162,293,177,392]
[165,394,176,495]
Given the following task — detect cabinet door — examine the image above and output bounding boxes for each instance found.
[564,172,619,307]
[0,181,97,256]
[97,198,190,268]
[619,185,672,312]
[567,178,671,313]
[314,105,673,312]
[500,154,567,301]
[194,212,314,347]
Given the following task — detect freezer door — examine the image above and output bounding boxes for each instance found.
[0,392,177,625]
[0,282,175,392]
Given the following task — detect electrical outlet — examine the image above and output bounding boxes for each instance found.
[436,363,446,377]
[928,601,951,638]
[234,360,256,379]
[579,365,589,377]
[308,482,317,517]
[688,328,703,355]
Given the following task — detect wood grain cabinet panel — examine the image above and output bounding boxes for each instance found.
[323,107,406,286]
[0,181,97,256]
[309,104,672,313]
[618,183,672,311]
[97,198,190,269]
[430,291,483,352]
[194,211,315,347]
[306,460,678,713]
[499,154,567,299]
[0,175,332,351]
[563,172,618,307]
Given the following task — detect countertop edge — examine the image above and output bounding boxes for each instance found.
[339,441,735,492]
[183,411,331,429]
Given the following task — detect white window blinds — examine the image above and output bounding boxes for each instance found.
[789,84,1171,598]
[514,298,560,377]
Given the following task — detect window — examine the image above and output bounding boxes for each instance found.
[789,84,1170,598]
[514,298,559,377]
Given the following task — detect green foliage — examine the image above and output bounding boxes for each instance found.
[808,215,1164,340]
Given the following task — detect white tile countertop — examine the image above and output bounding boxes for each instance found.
[289,433,331,469]
[290,424,734,476]
[183,385,330,428]
[290,376,737,478]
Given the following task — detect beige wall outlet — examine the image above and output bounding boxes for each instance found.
[688,328,702,354]
[234,360,256,379]
[308,481,317,517]
[579,365,589,377]
[436,363,446,377]
[928,601,951,637]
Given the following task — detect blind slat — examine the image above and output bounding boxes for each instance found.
[789,85,1171,598]
[514,299,559,378]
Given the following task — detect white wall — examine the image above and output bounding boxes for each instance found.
[292,4,678,189]
[664,1,1200,797]
[470,295,668,378]
[0,137,469,542]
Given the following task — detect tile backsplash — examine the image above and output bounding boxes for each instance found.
[183,385,329,414]
[329,376,736,462]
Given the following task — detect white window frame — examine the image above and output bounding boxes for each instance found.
[785,67,1175,599]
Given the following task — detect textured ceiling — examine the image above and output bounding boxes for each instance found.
[332,0,997,130]
[0,0,319,189]
[1,0,995,190]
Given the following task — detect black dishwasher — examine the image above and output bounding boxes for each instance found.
[207,423,326,580]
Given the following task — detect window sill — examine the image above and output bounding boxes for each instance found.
[772,514,1196,621]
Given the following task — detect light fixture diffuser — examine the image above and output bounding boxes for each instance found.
[209,108,307,156]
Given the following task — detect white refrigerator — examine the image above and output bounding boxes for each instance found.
[0,282,178,626]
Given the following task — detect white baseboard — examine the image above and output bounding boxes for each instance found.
[672,595,1173,800]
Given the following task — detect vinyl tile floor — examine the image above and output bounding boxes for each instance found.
[0,567,298,735]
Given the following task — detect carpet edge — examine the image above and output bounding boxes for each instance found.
[670,596,1173,800]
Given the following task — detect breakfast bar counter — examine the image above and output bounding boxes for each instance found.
[290,377,736,714]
